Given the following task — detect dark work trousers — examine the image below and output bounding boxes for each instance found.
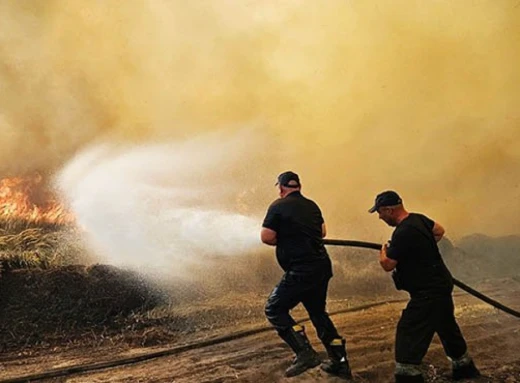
[265,270,340,345]
[396,294,468,365]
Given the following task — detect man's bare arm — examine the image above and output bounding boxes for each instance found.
[432,222,445,242]
[261,227,277,246]
[322,223,327,238]
[379,243,398,272]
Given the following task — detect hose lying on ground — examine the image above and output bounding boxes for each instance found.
[323,238,520,318]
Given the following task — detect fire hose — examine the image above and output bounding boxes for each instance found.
[323,238,520,318]
[1,239,518,383]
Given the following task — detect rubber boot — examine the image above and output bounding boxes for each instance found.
[395,363,424,383]
[320,338,353,380]
[394,374,425,383]
[452,354,480,380]
[279,325,320,377]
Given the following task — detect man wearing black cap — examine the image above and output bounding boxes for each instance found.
[261,171,352,379]
[369,191,480,383]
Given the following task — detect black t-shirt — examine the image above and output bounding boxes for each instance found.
[387,213,453,295]
[262,191,331,274]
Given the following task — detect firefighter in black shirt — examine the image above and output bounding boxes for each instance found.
[369,190,480,383]
[261,171,352,379]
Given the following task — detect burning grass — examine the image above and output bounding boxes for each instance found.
[0,174,83,271]
[0,174,74,226]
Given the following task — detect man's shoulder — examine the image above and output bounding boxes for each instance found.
[401,213,430,226]
[269,193,321,210]
[268,198,285,210]
[393,216,420,237]
[297,194,320,207]
[393,213,434,240]
[406,213,434,229]
[410,212,430,220]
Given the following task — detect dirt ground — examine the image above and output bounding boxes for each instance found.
[1,280,519,383]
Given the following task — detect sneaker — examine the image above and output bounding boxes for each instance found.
[285,349,321,377]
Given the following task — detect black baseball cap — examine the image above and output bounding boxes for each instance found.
[275,171,301,187]
[368,190,402,213]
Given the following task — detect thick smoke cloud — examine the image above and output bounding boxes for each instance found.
[1,0,519,243]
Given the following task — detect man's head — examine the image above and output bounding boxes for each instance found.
[275,171,301,198]
[368,190,405,226]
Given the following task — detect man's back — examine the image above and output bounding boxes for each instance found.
[263,191,329,273]
[388,213,453,294]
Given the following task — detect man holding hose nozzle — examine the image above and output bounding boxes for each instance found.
[369,190,481,383]
[261,171,352,379]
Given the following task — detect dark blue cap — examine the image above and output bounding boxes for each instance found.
[275,171,300,187]
[368,190,402,213]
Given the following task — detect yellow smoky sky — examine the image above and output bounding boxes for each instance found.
[0,0,519,239]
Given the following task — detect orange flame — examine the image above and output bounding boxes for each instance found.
[0,174,74,225]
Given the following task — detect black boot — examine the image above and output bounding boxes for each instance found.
[452,360,480,380]
[279,325,320,377]
[394,374,425,383]
[395,363,424,383]
[320,338,353,380]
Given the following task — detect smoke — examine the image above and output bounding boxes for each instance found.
[2,0,520,250]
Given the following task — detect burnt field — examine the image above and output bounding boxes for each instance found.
[0,225,519,382]
[2,1,520,381]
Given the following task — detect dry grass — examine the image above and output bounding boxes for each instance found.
[0,225,86,270]
[0,217,68,235]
